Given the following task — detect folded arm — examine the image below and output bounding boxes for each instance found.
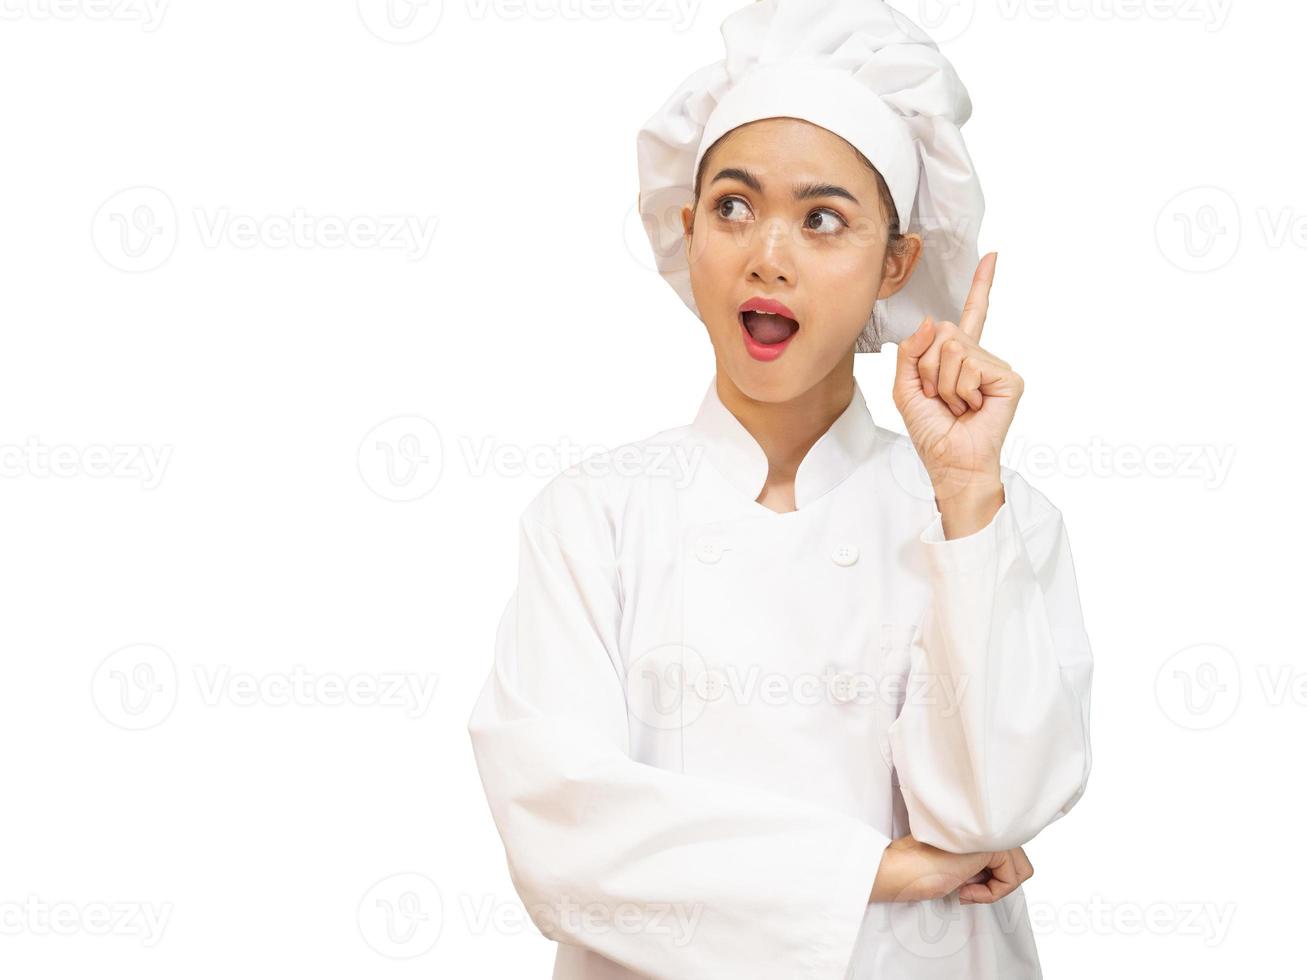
[886,474,1094,853]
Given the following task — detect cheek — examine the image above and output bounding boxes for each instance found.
[801,245,883,318]
[686,226,744,313]
[688,221,738,276]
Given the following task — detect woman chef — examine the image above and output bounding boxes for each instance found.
[468,1,1093,977]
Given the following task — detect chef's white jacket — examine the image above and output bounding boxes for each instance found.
[468,374,1093,979]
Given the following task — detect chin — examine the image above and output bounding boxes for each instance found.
[720,355,816,405]
[709,314,853,399]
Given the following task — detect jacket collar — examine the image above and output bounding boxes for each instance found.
[686,373,881,510]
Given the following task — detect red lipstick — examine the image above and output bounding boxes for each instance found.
[738,296,800,362]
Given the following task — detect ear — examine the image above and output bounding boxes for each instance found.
[680,203,695,239]
[877,233,923,301]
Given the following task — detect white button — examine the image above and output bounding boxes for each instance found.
[692,671,726,702]
[831,543,859,567]
[829,671,859,703]
[693,538,726,563]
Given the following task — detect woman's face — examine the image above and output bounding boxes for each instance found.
[680,116,920,402]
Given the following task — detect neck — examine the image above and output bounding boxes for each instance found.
[713,356,857,506]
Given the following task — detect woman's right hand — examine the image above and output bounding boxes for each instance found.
[869,834,1033,904]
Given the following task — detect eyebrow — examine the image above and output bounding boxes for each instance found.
[709,167,862,207]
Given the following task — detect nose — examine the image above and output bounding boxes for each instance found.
[745,215,795,287]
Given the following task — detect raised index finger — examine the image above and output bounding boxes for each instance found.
[959,251,997,343]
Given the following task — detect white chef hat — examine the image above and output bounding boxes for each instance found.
[635,0,985,353]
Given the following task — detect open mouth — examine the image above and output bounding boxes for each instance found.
[739,309,800,345]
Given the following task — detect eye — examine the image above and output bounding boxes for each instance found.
[713,195,753,223]
[806,209,847,235]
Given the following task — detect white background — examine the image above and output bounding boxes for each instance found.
[1,0,1301,977]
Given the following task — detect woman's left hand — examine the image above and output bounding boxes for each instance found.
[891,252,1022,504]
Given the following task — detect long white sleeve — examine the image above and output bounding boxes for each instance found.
[885,474,1093,854]
[468,507,891,980]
